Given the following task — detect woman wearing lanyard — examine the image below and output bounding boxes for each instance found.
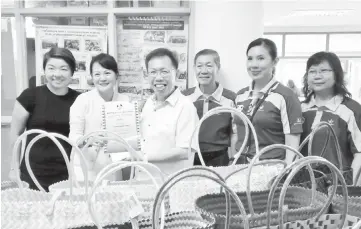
[233,38,303,164]
[301,51,361,185]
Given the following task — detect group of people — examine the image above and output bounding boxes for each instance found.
[9,37,361,191]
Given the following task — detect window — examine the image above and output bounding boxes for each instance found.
[285,34,327,56]
[276,59,307,96]
[329,33,361,56]
[265,32,361,99]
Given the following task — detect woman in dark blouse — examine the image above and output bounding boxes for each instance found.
[9,47,80,191]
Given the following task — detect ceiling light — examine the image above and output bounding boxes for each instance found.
[287,9,354,17]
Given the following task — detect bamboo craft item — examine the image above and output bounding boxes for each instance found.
[1,129,86,229]
[195,144,326,229]
[329,166,361,217]
[256,156,361,229]
[300,122,353,185]
[48,131,171,218]
[171,107,283,212]
[87,167,228,229]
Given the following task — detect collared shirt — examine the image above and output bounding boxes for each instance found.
[235,79,303,159]
[301,95,361,170]
[182,82,236,152]
[69,88,129,181]
[140,88,199,176]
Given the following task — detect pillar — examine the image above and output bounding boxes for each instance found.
[189,1,264,92]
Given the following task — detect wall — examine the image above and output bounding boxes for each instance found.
[1,126,12,181]
[189,1,264,92]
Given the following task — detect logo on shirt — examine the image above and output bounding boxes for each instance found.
[328,119,334,126]
[294,117,305,125]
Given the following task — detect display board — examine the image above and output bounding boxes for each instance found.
[116,16,189,101]
[35,25,108,92]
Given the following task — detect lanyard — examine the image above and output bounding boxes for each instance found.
[247,82,278,121]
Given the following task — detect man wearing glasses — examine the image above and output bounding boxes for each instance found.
[183,49,237,166]
[139,48,199,177]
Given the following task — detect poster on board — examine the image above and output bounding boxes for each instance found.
[117,16,189,101]
[35,25,107,92]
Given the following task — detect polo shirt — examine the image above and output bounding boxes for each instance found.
[182,83,236,152]
[140,88,199,177]
[235,78,303,159]
[301,95,361,170]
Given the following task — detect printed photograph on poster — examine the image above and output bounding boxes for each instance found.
[118,84,143,101]
[42,38,58,49]
[69,77,81,87]
[64,39,80,51]
[73,53,93,90]
[143,31,165,43]
[85,40,102,52]
[76,60,86,72]
[167,31,187,45]
[176,70,187,82]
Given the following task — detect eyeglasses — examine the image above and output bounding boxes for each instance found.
[148,69,173,77]
[307,69,333,77]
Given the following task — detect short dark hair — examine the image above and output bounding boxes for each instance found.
[194,49,220,68]
[246,38,278,61]
[90,53,119,76]
[43,47,76,75]
[145,48,178,70]
[302,51,351,103]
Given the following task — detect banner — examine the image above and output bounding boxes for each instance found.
[117,16,189,101]
[35,25,107,92]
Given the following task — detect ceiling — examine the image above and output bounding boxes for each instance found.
[263,0,361,29]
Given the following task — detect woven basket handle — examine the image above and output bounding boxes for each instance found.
[152,166,250,229]
[299,121,343,171]
[354,165,361,186]
[11,129,48,189]
[24,132,89,196]
[74,130,142,181]
[268,156,348,229]
[11,129,82,192]
[97,160,166,188]
[188,106,257,166]
[246,144,311,215]
[89,161,166,229]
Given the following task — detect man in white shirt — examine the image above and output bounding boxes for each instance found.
[140,48,199,176]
